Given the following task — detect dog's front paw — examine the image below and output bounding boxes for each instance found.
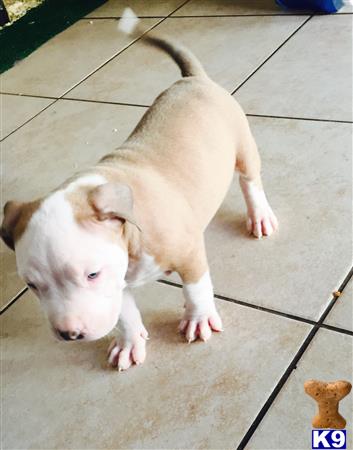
[247,205,278,239]
[107,331,148,371]
[179,310,223,343]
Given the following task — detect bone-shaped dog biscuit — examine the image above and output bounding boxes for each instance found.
[304,380,352,429]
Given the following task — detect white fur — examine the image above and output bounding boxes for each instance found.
[107,290,148,371]
[15,186,128,341]
[64,174,107,193]
[239,175,278,239]
[183,271,214,315]
[118,7,140,35]
[125,252,164,288]
[179,271,223,342]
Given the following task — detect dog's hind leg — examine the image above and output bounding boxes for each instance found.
[107,289,149,371]
[235,126,278,238]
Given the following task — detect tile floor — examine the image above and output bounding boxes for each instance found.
[1,0,352,449]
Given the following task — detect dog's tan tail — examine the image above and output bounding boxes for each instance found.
[118,7,207,78]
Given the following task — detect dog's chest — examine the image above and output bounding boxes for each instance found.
[125,252,165,287]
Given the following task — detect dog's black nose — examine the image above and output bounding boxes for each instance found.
[58,330,84,341]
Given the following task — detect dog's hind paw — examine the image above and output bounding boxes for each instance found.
[178,311,223,343]
[107,332,148,371]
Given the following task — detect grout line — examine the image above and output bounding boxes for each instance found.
[3,92,351,125]
[159,279,353,336]
[171,12,353,17]
[237,325,318,449]
[0,92,149,108]
[0,0,190,143]
[159,276,353,335]
[0,287,28,316]
[215,292,316,325]
[231,15,313,95]
[82,13,353,19]
[318,270,353,331]
[1,3,350,139]
[236,266,353,450]
[158,279,317,326]
[62,96,148,108]
[246,113,353,124]
[60,0,191,99]
[59,21,166,98]
[319,267,353,322]
[171,13,314,17]
[320,323,353,336]
[82,16,166,20]
[84,14,310,19]
[1,92,57,100]
[0,98,58,142]
[0,3,193,311]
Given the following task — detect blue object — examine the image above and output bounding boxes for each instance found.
[312,430,346,449]
[276,0,344,12]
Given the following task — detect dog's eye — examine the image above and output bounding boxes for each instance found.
[87,272,99,280]
[27,282,37,290]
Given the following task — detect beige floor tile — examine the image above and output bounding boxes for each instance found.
[248,328,353,449]
[0,94,52,306]
[0,94,53,139]
[87,0,187,18]
[0,18,160,97]
[2,100,146,203]
[2,282,310,449]
[325,278,353,332]
[68,15,308,105]
[174,0,289,15]
[1,99,146,305]
[174,0,352,15]
[165,116,352,320]
[236,15,353,121]
[210,116,352,318]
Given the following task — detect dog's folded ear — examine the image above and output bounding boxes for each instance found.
[0,201,24,250]
[89,183,141,231]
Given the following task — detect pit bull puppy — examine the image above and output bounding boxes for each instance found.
[1,11,278,371]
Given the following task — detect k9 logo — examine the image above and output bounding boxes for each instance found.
[312,430,347,449]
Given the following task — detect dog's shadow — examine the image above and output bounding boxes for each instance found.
[88,312,182,371]
[211,209,249,239]
[145,312,182,346]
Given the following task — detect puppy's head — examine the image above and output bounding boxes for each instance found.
[1,177,140,342]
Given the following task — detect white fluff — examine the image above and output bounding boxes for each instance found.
[118,7,140,35]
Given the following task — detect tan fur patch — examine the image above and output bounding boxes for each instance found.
[14,200,42,241]
[65,185,94,224]
[122,221,141,260]
[65,185,141,259]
